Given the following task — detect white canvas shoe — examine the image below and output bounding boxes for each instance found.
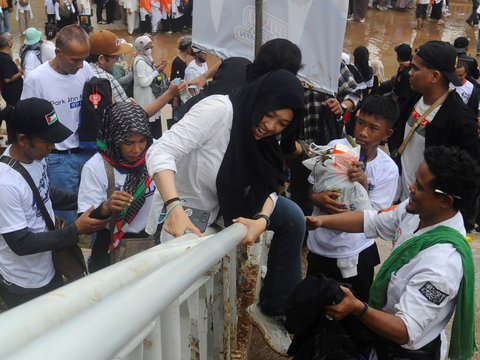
[246,303,291,357]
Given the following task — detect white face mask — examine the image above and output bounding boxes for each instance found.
[144,48,152,56]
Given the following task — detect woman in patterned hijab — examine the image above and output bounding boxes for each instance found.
[78,101,155,272]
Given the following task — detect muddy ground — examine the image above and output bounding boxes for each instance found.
[2,0,480,358]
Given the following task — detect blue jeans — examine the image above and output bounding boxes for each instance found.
[0,9,9,32]
[45,150,96,225]
[259,197,305,317]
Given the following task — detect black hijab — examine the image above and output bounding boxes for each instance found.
[216,69,306,225]
[353,46,373,81]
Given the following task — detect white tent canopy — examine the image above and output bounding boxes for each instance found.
[192,0,349,95]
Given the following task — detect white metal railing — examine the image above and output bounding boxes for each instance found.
[0,224,249,360]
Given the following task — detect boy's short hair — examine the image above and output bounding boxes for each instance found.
[360,95,399,128]
[456,60,468,72]
[424,146,480,210]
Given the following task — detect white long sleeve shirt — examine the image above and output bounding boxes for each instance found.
[146,95,277,236]
[364,200,464,358]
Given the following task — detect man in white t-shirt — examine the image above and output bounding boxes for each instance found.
[185,49,208,96]
[21,25,187,226]
[306,146,479,360]
[21,24,95,226]
[449,60,480,116]
[0,98,109,309]
[387,41,480,204]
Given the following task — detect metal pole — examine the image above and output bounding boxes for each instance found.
[3,224,247,360]
[255,0,263,56]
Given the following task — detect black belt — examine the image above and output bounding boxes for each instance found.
[50,148,83,154]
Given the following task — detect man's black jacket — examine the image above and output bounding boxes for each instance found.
[388,90,480,173]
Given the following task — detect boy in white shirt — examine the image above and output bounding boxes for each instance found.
[307,95,399,302]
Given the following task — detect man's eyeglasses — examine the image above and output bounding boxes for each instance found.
[105,55,119,61]
[434,189,461,199]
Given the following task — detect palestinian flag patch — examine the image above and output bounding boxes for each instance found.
[45,110,58,126]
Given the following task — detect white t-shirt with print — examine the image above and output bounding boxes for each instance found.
[307,138,399,259]
[21,61,95,150]
[450,80,479,109]
[78,153,156,234]
[399,97,440,201]
[0,147,56,288]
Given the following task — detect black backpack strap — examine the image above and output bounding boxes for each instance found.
[0,156,56,231]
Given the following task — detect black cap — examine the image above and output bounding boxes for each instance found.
[453,36,469,53]
[80,24,94,34]
[416,41,462,86]
[10,98,73,143]
[394,43,412,62]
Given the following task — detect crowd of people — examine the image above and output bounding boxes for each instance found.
[0,2,479,360]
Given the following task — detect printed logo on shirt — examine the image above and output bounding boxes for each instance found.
[31,166,50,217]
[368,182,375,192]
[419,282,448,305]
[45,110,58,126]
[50,95,83,109]
[146,183,156,197]
[70,100,82,109]
[393,227,401,246]
[378,205,397,214]
[410,108,429,128]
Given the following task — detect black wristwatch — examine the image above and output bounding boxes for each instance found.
[340,102,348,114]
[253,214,271,229]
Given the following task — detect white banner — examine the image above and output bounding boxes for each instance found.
[192,0,349,95]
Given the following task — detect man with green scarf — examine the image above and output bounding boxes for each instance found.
[306,146,479,360]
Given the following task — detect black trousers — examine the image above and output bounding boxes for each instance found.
[306,242,380,303]
[0,271,64,310]
[96,0,106,22]
[105,0,115,23]
[140,14,152,34]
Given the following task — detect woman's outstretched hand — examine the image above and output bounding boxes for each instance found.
[233,217,267,246]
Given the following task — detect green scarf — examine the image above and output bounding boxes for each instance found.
[369,225,476,360]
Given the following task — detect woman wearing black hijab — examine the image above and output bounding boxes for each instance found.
[146,69,307,356]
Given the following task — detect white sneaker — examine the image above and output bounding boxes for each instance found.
[347,14,355,21]
[246,303,291,356]
[385,4,393,8]
[359,18,366,23]
[376,4,385,11]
